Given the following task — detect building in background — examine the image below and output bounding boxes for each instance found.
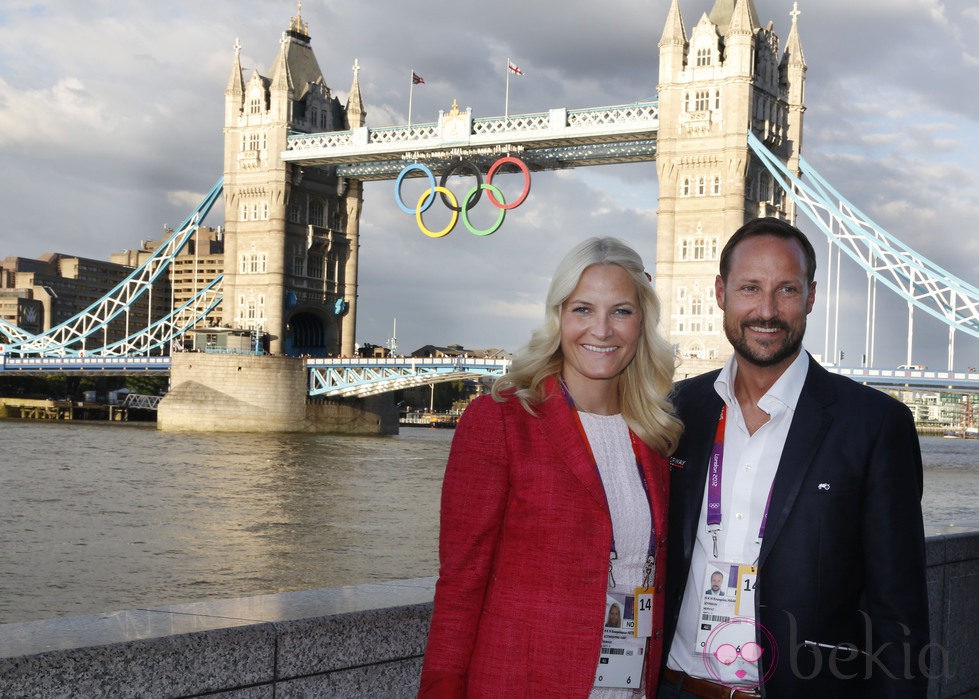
[221,6,366,356]
[656,0,806,375]
[0,253,169,347]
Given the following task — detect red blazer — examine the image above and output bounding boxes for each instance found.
[420,375,670,697]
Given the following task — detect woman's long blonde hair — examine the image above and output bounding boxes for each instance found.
[492,236,682,455]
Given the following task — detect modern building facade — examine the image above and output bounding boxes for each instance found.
[0,253,168,347]
[655,0,806,375]
[111,226,226,341]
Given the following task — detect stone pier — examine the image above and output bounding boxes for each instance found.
[158,353,397,434]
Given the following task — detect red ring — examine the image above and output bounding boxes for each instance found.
[485,156,531,210]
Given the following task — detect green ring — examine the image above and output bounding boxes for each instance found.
[461,183,506,236]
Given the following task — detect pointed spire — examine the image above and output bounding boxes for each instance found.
[659,0,687,47]
[781,2,807,69]
[346,58,366,129]
[226,38,244,95]
[728,0,758,36]
[270,35,293,93]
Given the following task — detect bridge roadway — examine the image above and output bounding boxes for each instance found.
[282,102,660,179]
[3,354,979,394]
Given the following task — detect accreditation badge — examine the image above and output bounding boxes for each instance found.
[594,591,646,688]
[694,563,757,652]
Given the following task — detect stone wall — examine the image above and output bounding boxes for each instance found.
[158,353,397,434]
[1,530,976,697]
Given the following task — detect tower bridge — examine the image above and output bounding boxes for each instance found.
[3,0,979,424]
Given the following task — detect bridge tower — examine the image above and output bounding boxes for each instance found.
[655,0,806,374]
[221,6,363,356]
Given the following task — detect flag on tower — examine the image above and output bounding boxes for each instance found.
[507,60,524,76]
[412,71,425,85]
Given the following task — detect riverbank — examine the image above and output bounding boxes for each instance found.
[0,397,155,422]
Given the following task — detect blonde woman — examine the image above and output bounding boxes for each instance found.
[420,237,682,697]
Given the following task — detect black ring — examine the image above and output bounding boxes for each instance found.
[439,159,483,212]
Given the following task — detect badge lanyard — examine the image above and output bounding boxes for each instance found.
[706,405,775,559]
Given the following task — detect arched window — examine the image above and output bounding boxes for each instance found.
[695,90,710,111]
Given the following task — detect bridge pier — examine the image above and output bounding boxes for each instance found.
[158,353,397,434]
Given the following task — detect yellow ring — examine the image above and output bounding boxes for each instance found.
[416,187,459,237]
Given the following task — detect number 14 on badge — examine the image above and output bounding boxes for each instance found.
[634,587,654,637]
[735,566,757,615]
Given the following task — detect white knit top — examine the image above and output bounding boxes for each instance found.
[580,412,651,699]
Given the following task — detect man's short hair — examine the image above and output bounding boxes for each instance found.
[719,217,817,285]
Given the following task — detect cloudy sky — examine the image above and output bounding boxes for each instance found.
[2,0,978,369]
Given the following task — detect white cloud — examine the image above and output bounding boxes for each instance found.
[0,76,114,151]
[1,0,977,366]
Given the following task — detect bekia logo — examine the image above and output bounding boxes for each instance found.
[700,617,778,691]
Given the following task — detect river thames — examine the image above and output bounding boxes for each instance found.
[1,421,977,624]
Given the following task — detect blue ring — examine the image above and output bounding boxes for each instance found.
[395,163,437,214]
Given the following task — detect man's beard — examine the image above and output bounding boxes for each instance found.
[725,317,805,368]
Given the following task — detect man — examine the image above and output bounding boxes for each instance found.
[659,218,929,698]
[705,571,725,596]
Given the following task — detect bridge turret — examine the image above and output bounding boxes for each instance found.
[780,3,807,177]
[345,59,366,130]
[654,0,802,375]
[221,5,359,357]
[224,39,245,120]
[658,0,688,83]
[723,0,758,76]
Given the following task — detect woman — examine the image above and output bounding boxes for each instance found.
[419,237,682,697]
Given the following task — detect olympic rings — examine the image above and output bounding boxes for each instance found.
[394,156,532,237]
[439,160,482,212]
[395,163,437,214]
[461,184,506,236]
[416,186,459,238]
[486,156,531,209]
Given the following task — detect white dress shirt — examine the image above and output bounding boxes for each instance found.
[667,352,809,685]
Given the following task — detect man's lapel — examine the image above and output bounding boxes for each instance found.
[758,358,835,566]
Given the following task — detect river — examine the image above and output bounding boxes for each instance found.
[0,421,976,624]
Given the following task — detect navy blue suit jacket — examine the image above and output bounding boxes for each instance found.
[663,354,929,698]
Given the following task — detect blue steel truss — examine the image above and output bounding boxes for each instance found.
[306,357,510,397]
[0,179,224,357]
[749,132,979,340]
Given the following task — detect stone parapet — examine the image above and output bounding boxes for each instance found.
[0,579,435,698]
[1,530,976,697]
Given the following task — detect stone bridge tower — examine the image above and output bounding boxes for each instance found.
[655,0,806,375]
[221,6,364,356]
